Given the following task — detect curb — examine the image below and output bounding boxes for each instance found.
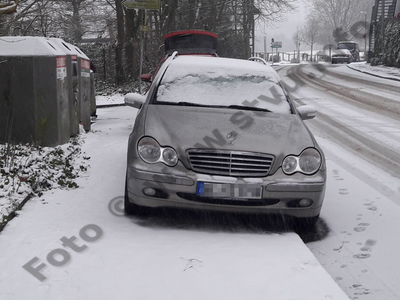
[96,103,126,109]
[346,64,400,82]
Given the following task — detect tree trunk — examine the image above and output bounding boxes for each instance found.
[115,0,125,85]
[72,0,83,42]
[243,0,253,58]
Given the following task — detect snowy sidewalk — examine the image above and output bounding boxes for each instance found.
[95,93,126,107]
[347,62,400,81]
[0,106,349,300]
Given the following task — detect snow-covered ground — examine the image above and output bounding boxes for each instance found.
[1,61,399,300]
[0,106,349,300]
[347,62,400,81]
[272,60,400,82]
[95,94,125,106]
[0,138,89,228]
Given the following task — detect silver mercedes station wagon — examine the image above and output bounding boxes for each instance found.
[124,53,326,227]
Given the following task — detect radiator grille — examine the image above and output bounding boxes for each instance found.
[187,150,274,177]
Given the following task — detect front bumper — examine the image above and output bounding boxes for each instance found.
[126,161,326,218]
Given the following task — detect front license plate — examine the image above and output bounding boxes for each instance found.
[197,182,262,199]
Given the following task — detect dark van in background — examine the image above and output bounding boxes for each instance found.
[337,41,360,62]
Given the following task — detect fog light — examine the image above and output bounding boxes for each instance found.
[143,187,156,196]
[299,199,313,207]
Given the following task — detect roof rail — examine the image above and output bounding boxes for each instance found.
[171,51,179,60]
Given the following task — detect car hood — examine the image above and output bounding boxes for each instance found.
[143,105,315,167]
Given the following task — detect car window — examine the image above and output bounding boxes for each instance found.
[338,43,356,50]
[154,58,291,114]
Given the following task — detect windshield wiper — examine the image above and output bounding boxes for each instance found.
[228,105,272,113]
[155,101,272,112]
[176,102,218,107]
[155,101,220,108]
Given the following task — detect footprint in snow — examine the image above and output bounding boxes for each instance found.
[360,239,377,252]
[353,253,371,259]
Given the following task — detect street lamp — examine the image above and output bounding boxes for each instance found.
[360,11,367,60]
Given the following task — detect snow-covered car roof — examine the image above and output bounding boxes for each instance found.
[164,55,279,79]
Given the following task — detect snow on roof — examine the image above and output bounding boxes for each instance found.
[0,37,88,59]
[0,37,64,56]
[48,38,89,60]
[168,55,279,80]
[0,1,17,14]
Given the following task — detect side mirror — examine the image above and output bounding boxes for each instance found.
[297,105,317,120]
[141,74,152,83]
[124,93,146,109]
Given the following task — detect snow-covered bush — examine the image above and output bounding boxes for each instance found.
[373,19,400,68]
[0,137,89,227]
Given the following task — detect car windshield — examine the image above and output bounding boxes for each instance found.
[338,43,356,50]
[154,57,291,114]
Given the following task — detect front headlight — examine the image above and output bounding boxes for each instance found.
[162,147,178,166]
[138,137,178,166]
[282,148,321,175]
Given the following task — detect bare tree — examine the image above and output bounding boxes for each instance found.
[305,0,375,44]
[1,0,300,86]
[115,0,124,85]
[3,0,112,40]
[300,15,320,61]
[292,26,301,59]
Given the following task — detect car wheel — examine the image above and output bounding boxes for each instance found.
[124,178,151,216]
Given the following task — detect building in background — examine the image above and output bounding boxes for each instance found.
[368,0,398,61]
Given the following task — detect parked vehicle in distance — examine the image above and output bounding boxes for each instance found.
[124,53,327,229]
[337,41,360,62]
[332,49,353,64]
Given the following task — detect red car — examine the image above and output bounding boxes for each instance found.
[141,30,218,84]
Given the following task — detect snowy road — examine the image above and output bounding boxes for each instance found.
[277,63,400,300]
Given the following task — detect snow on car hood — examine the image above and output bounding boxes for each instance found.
[143,105,315,163]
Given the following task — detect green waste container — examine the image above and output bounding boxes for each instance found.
[0,37,70,146]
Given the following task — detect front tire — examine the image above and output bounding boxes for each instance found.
[124,178,150,216]
[293,215,319,231]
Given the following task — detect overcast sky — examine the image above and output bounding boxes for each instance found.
[255,1,308,54]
